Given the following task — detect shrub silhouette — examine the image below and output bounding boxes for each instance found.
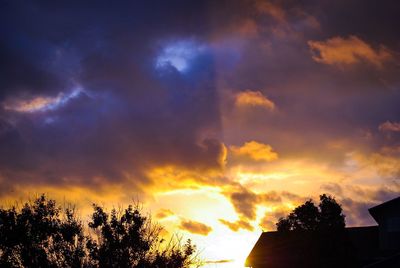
[0,194,199,268]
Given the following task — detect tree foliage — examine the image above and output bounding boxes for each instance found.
[274,195,354,267]
[276,194,345,232]
[0,195,198,268]
[86,204,197,268]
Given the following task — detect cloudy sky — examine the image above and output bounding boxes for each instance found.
[1,0,400,266]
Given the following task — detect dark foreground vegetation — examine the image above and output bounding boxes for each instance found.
[276,195,352,267]
[246,194,360,268]
[0,195,199,268]
[276,194,346,232]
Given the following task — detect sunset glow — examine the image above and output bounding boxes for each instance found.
[1,1,400,266]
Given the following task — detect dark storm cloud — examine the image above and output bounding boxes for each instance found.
[1,0,400,197]
[0,0,238,192]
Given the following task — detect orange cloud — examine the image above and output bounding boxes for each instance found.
[235,90,275,110]
[219,218,254,232]
[156,208,175,219]
[379,121,400,132]
[179,219,212,236]
[308,36,392,67]
[230,141,278,162]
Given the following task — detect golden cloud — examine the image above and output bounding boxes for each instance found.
[230,141,278,162]
[146,165,228,193]
[156,208,175,219]
[308,35,392,67]
[235,90,275,111]
[219,218,254,232]
[379,121,400,132]
[179,219,213,236]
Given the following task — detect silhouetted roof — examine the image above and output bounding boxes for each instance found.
[245,226,379,267]
[365,253,400,268]
[369,196,400,224]
[246,197,400,267]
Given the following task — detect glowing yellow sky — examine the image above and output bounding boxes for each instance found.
[1,146,398,266]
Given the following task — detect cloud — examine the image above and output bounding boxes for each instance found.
[308,36,392,67]
[259,191,282,203]
[0,0,229,196]
[235,90,275,110]
[352,151,400,179]
[219,219,254,232]
[205,259,233,264]
[179,219,212,236]
[227,186,259,220]
[340,198,377,226]
[255,1,286,24]
[259,208,288,231]
[3,89,82,113]
[225,185,283,221]
[156,40,207,73]
[156,208,175,219]
[319,180,400,226]
[379,121,400,132]
[230,141,278,162]
[145,164,229,192]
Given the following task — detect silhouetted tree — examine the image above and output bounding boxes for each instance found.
[0,195,86,267]
[275,194,352,267]
[0,195,199,268]
[276,194,345,232]
[318,194,346,231]
[86,204,198,268]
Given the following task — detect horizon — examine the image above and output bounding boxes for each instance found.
[1,1,400,266]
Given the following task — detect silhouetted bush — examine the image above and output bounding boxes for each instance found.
[0,195,199,268]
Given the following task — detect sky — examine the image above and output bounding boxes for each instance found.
[1,0,400,266]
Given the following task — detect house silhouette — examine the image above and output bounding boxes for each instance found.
[245,196,400,268]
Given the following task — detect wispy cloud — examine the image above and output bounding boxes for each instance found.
[379,121,400,132]
[308,36,392,68]
[3,88,82,113]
